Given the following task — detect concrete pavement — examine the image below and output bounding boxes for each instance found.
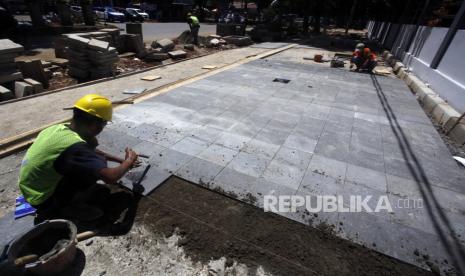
[0,46,271,141]
[98,45,465,273]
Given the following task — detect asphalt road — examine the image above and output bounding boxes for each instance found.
[112,22,217,42]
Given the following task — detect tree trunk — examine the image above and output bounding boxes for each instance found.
[80,0,95,26]
[57,1,73,26]
[345,0,358,34]
[313,6,320,34]
[26,0,45,27]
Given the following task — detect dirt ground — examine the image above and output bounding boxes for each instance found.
[60,177,433,276]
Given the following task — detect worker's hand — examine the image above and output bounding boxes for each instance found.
[124,148,139,168]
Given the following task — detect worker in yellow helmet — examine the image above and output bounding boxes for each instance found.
[187,12,200,45]
[18,94,139,222]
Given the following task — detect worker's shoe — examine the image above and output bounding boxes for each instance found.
[61,204,103,222]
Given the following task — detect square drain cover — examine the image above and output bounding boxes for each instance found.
[273,78,291,84]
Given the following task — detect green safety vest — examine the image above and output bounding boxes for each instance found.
[190,16,200,26]
[19,124,85,205]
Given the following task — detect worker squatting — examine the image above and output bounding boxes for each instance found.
[18,94,140,222]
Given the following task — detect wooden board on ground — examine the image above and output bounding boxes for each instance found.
[141,75,161,81]
[373,66,392,76]
[202,65,217,69]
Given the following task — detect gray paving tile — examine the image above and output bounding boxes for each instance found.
[346,148,385,173]
[241,139,280,159]
[149,148,194,174]
[212,167,258,197]
[170,136,209,156]
[197,143,238,166]
[308,154,347,181]
[226,151,271,178]
[229,121,264,138]
[386,174,423,199]
[97,128,143,156]
[283,134,318,154]
[341,179,389,210]
[384,157,416,181]
[128,123,185,148]
[189,126,223,143]
[122,165,171,196]
[214,131,251,150]
[175,157,225,185]
[299,171,345,196]
[254,126,291,145]
[262,160,307,190]
[345,164,387,192]
[132,141,167,159]
[388,193,435,234]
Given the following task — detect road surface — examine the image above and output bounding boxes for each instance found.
[112,22,217,42]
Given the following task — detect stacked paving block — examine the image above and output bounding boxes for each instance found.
[66,34,119,80]
[87,39,119,79]
[0,39,24,85]
[0,85,14,101]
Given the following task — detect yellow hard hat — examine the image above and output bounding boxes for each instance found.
[74,94,113,121]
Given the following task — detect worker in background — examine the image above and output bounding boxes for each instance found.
[350,43,378,72]
[187,12,200,45]
[18,94,139,222]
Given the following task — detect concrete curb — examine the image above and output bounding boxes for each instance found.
[382,50,465,146]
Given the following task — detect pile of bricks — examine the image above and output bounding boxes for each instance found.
[66,34,119,79]
[0,39,23,100]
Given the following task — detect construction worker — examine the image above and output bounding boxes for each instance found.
[187,12,200,45]
[18,94,139,221]
[350,43,378,72]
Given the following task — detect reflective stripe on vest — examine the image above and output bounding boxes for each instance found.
[19,124,85,205]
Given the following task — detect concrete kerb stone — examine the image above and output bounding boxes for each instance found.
[385,48,465,145]
[397,67,408,80]
[382,50,389,59]
[393,61,404,73]
[14,81,33,98]
[23,78,44,94]
[423,93,446,114]
[431,103,457,125]
[385,53,394,65]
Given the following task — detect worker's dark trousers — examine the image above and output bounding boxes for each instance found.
[32,175,96,215]
[191,25,200,45]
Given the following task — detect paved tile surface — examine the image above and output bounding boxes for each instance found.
[98,51,465,272]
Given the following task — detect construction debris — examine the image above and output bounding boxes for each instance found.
[16,60,49,88]
[168,50,187,59]
[184,44,195,51]
[223,36,252,47]
[152,39,175,52]
[144,52,169,61]
[202,65,217,69]
[141,75,161,81]
[123,87,147,94]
